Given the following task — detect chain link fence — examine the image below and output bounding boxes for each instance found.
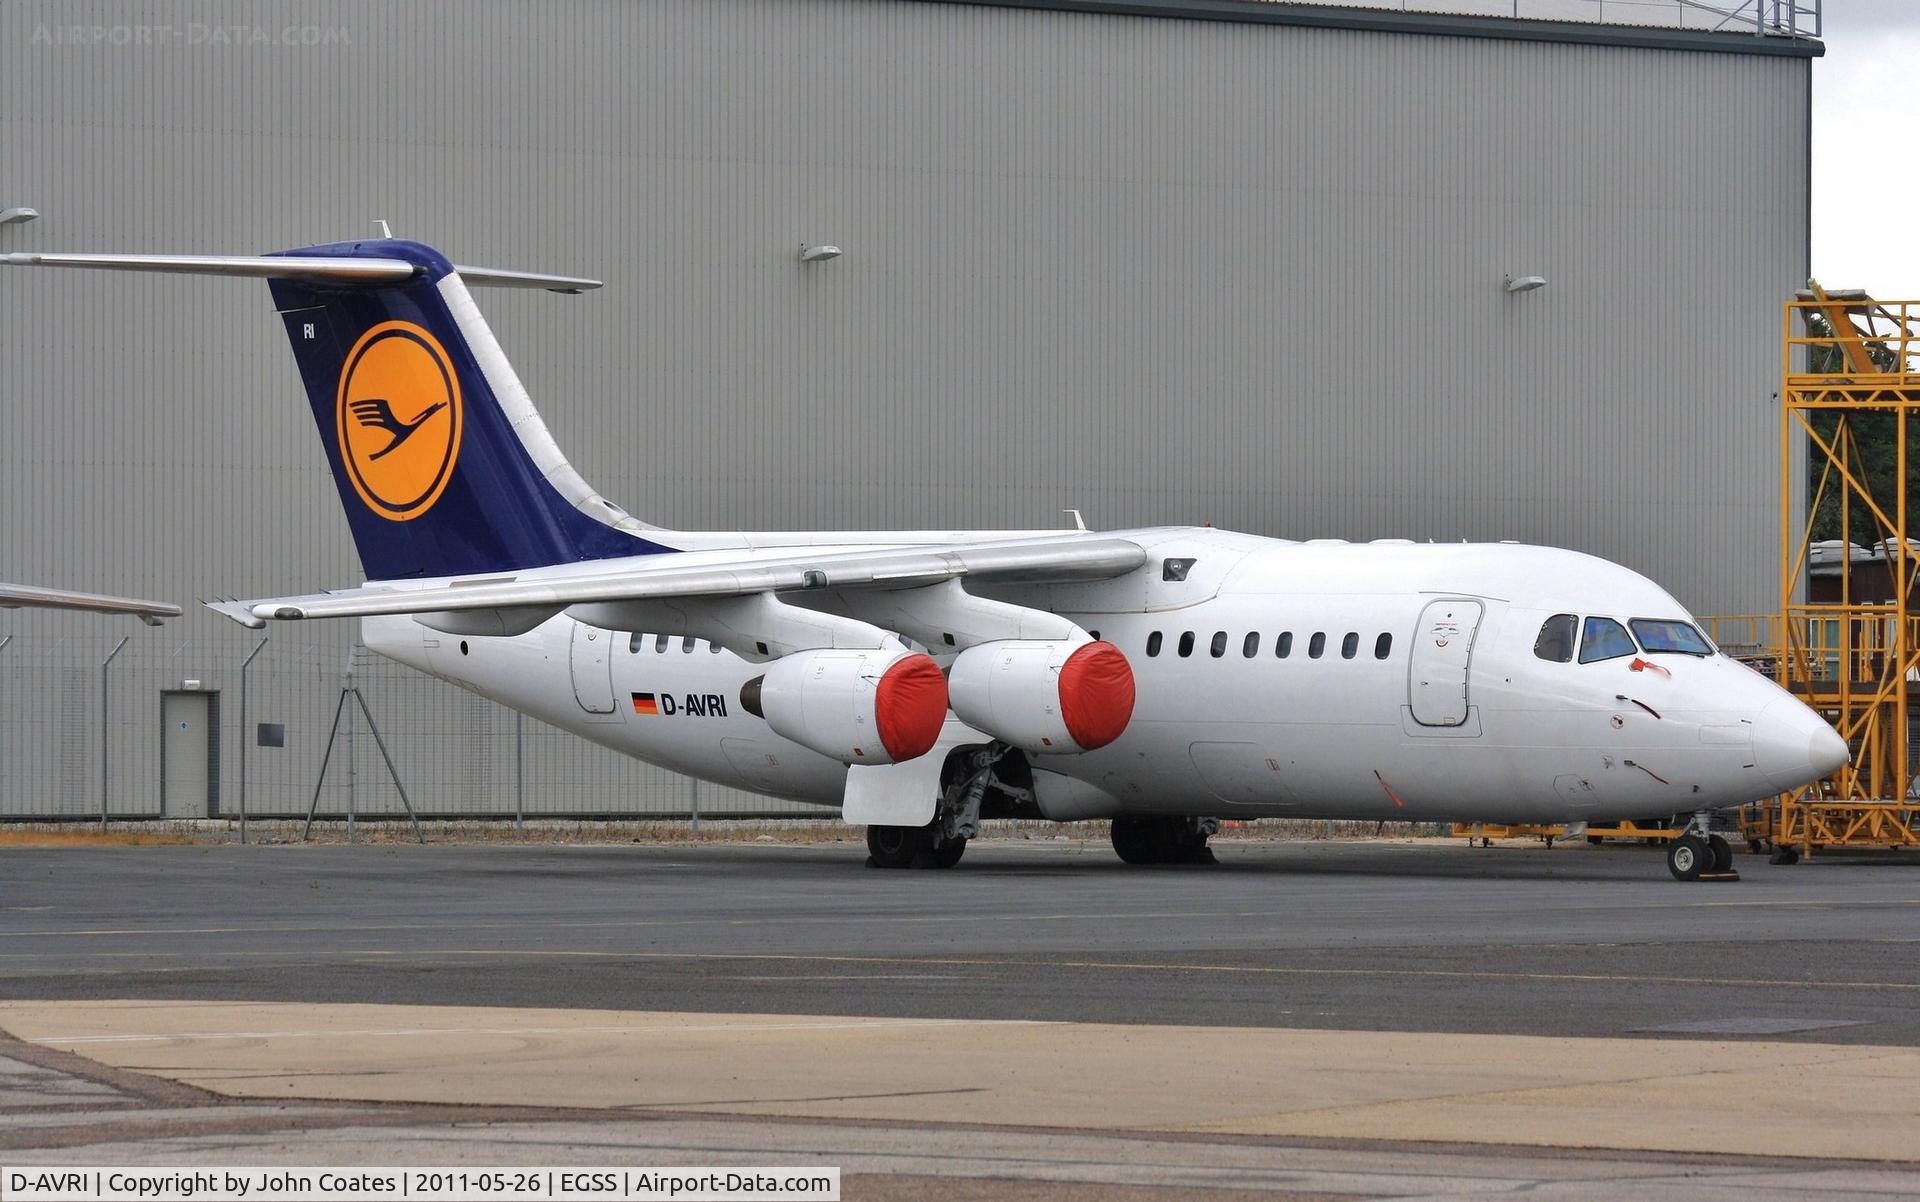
[0,635,820,822]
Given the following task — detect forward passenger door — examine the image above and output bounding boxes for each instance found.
[1408,599,1483,727]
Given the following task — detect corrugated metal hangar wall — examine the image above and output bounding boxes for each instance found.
[0,0,1814,819]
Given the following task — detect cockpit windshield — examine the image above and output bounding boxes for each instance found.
[1578,616,1637,663]
[1630,618,1713,656]
[1533,614,1576,663]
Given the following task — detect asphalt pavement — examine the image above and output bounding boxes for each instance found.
[5,837,1919,1199]
[2,838,1916,1043]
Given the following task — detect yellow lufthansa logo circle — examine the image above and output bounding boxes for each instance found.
[335,321,462,521]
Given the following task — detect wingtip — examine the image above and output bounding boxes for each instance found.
[202,597,266,629]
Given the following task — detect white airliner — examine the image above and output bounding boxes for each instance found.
[1,583,181,624]
[3,240,1847,880]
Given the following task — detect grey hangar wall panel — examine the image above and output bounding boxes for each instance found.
[0,0,1808,816]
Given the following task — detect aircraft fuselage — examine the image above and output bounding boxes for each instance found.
[366,528,1840,825]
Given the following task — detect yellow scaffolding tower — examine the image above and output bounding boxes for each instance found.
[1760,287,1920,855]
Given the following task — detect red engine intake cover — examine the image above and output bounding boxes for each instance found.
[1057,640,1135,751]
[873,652,948,761]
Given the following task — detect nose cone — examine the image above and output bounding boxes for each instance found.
[1753,696,1849,792]
[1809,722,1851,777]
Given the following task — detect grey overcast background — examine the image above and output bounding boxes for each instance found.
[1814,0,1920,297]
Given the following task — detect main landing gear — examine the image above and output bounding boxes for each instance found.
[1666,811,1738,882]
[865,822,967,869]
[866,743,1031,870]
[1111,816,1219,866]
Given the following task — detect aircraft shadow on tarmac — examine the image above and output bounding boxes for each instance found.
[598,839,1731,884]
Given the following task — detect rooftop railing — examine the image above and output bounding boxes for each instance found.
[1292,0,1820,37]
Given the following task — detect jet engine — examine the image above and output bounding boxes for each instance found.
[740,647,947,765]
[946,640,1135,755]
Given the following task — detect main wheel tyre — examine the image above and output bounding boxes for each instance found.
[1110,817,1165,866]
[927,836,967,869]
[867,824,931,869]
[1706,834,1733,872]
[1170,824,1218,865]
[1667,835,1709,881]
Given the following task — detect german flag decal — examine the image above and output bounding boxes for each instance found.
[631,692,659,716]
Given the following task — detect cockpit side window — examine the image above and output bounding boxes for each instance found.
[1533,614,1576,663]
[1578,616,1637,663]
[1630,619,1713,656]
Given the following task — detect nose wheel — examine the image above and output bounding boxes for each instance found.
[1667,828,1737,882]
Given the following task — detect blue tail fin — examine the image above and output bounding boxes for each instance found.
[268,239,673,580]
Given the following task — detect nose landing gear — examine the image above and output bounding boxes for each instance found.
[1667,812,1739,882]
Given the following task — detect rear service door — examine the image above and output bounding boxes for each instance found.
[1408,599,1483,727]
[569,620,617,714]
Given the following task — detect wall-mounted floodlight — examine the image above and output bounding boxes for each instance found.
[1504,274,1547,294]
[0,207,39,226]
[799,244,842,263]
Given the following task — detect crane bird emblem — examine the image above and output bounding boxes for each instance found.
[334,320,463,521]
[349,397,450,460]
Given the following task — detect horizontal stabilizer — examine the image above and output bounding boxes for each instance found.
[2,251,416,283]
[2,251,600,292]
[453,264,602,293]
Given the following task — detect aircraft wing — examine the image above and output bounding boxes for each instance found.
[207,534,1148,627]
[1,583,183,624]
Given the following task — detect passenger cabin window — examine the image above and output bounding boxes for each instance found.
[1341,632,1359,659]
[1146,631,1163,657]
[1210,632,1228,658]
[655,634,670,653]
[1374,633,1392,660]
[1276,632,1293,659]
[1533,614,1577,663]
[1178,631,1196,658]
[1308,632,1326,659]
[629,633,644,654]
[1243,632,1260,658]
[682,636,697,653]
[1579,617,1637,663]
[1630,619,1713,656]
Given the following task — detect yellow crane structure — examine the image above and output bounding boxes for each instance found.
[1744,286,1920,859]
